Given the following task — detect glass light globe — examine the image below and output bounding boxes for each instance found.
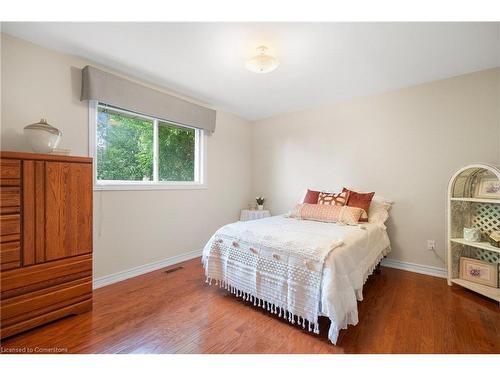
[245,46,279,74]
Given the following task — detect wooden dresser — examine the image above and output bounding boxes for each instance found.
[0,151,93,339]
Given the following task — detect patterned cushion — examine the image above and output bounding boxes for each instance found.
[317,191,349,206]
[289,203,363,225]
[342,188,375,222]
[303,189,321,204]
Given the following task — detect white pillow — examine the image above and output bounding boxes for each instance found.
[368,196,393,225]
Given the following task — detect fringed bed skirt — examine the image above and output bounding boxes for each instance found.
[206,276,321,334]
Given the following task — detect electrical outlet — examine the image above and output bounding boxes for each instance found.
[427,240,436,251]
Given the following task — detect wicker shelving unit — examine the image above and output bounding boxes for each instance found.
[447,163,500,303]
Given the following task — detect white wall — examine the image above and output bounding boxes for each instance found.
[1,33,253,278]
[2,32,499,275]
[252,68,500,268]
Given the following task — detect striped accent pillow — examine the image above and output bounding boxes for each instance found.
[289,203,363,225]
[317,191,349,206]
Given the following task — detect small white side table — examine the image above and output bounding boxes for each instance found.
[240,209,271,221]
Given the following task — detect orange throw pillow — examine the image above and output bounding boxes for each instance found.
[342,188,375,222]
[303,189,321,204]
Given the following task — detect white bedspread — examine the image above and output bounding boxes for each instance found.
[319,217,391,342]
[202,215,390,344]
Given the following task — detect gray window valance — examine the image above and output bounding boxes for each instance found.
[81,65,216,133]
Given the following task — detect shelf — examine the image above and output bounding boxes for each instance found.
[450,197,500,204]
[451,278,500,302]
[450,238,500,254]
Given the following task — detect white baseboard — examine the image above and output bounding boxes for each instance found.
[93,250,445,289]
[381,258,446,279]
[93,248,203,289]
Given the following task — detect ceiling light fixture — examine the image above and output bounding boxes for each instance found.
[245,46,279,74]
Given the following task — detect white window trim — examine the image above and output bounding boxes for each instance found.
[88,100,208,191]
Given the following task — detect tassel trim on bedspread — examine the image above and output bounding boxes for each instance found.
[205,277,321,334]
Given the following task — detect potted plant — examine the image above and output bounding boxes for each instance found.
[256,197,265,210]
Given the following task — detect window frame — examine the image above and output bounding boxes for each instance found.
[89,100,207,191]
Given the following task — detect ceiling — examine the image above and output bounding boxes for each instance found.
[2,22,499,121]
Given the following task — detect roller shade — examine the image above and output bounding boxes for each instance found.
[81,65,216,133]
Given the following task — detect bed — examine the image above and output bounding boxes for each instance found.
[202,208,391,344]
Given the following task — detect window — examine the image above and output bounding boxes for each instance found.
[90,102,206,190]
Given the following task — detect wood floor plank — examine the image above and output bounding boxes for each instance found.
[1,258,498,353]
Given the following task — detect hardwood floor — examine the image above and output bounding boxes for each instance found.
[1,258,499,354]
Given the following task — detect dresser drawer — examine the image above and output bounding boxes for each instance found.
[1,254,92,295]
[0,214,20,242]
[0,187,20,214]
[0,254,93,338]
[1,300,92,339]
[0,159,21,186]
[1,276,92,326]
[0,241,21,270]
